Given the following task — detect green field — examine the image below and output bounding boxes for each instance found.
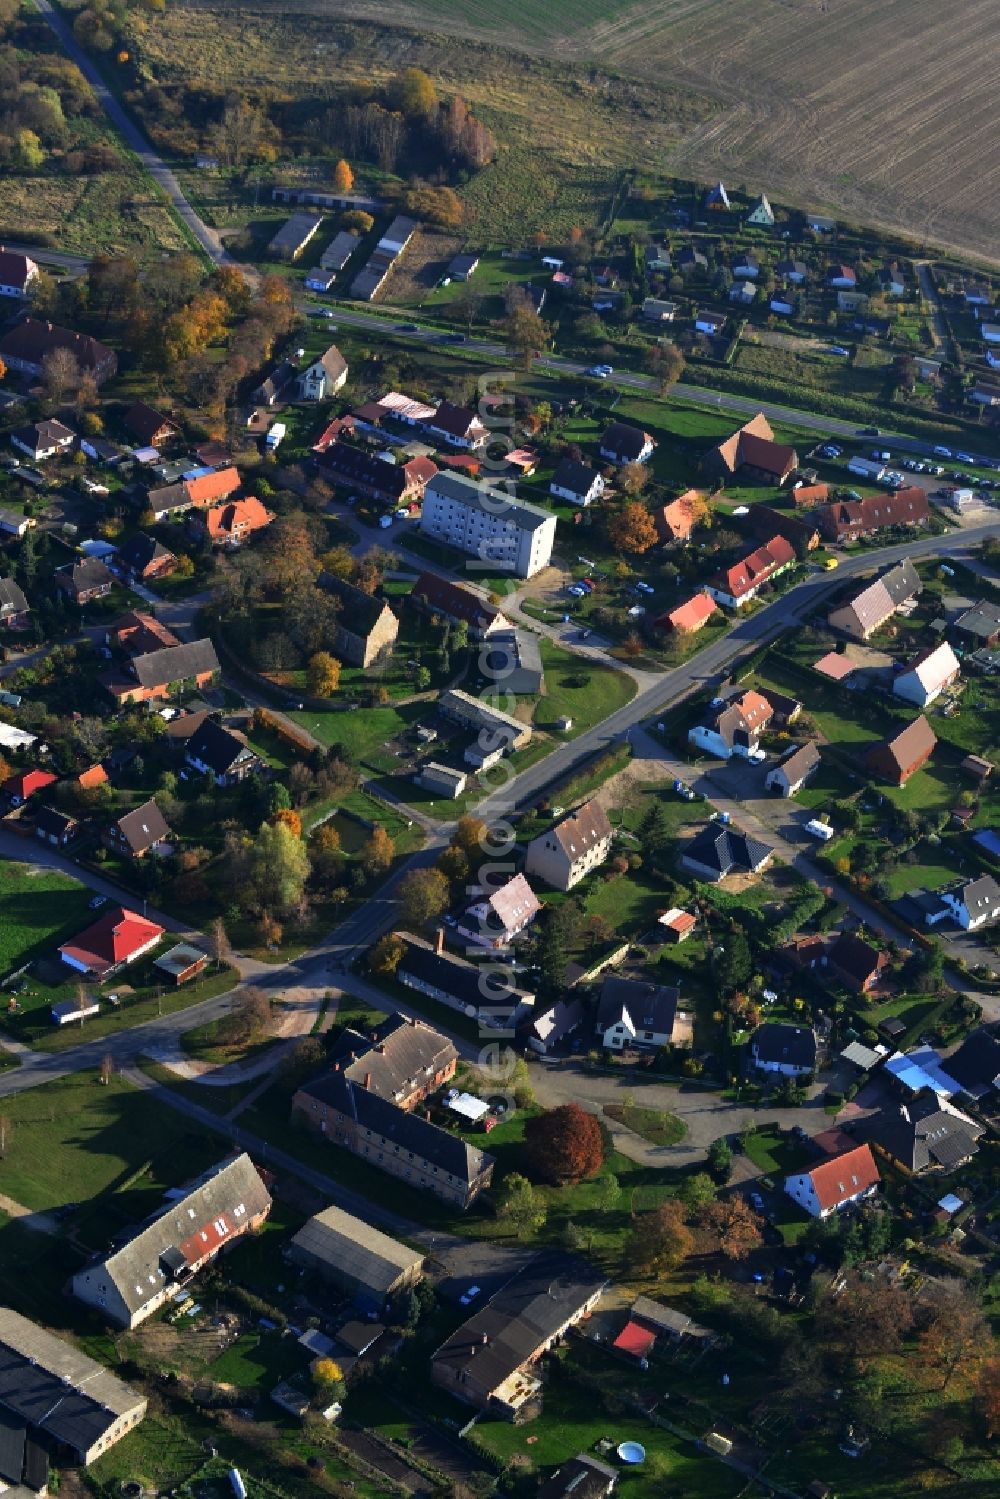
[532,640,636,733]
[0,861,95,977]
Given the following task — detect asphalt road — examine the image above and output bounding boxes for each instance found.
[324,305,1000,466]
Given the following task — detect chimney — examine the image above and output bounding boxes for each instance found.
[481,1332,488,1345]
[364,1072,372,1090]
[435,927,445,954]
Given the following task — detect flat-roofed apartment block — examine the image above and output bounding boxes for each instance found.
[72,1153,271,1328]
[419,473,556,577]
[524,798,613,890]
[0,1307,146,1470]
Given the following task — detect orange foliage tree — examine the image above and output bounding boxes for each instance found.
[523,1103,605,1185]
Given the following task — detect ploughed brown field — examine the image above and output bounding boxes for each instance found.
[171,0,1000,261]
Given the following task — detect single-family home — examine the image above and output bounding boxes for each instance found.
[701,413,798,486]
[956,598,1000,648]
[0,507,36,538]
[784,1143,879,1218]
[694,309,727,335]
[703,181,730,211]
[59,905,164,978]
[641,297,677,322]
[185,719,262,785]
[117,533,176,582]
[550,457,605,507]
[776,258,808,283]
[599,422,655,465]
[411,572,511,638]
[826,931,889,993]
[0,577,30,630]
[866,715,937,786]
[456,873,542,949]
[296,345,348,401]
[943,1029,1000,1103]
[0,247,39,298]
[2,767,57,806]
[124,403,179,448]
[878,263,906,296]
[764,740,821,796]
[680,824,773,882]
[688,688,774,760]
[34,805,80,847]
[317,573,399,668]
[72,1153,271,1328]
[827,559,921,640]
[0,319,117,383]
[54,556,115,604]
[828,264,856,288]
[252,360,296,407]
[104,798,172,860]
[146,466,241,520]
[705,534,796,609]
[527,997,586,1056]
[893,642,960,706]
[596,975,691,1052]
[524,799,613,891]
[653,490,702,543]
[750,1022,817,1076]
[964,283,992,307]
[431,1254,605,1415]
[856,1091,983,1173]
[424,400,489,451]
[201,495,275,548]
[10,419,75,461]
[645,244,672,271]
[938,875,1000,931]
[657,592,717,634]
[732,250,760,279]
[746,192,774,227]
[102,637,220,707]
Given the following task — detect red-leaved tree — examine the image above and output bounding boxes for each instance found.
[523,1103,604,1185]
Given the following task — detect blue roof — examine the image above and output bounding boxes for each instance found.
[886,1046,960,1097]
[972,828,1000,858]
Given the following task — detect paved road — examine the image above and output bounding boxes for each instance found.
[326,305,1000,467]
[32,0,235,268]
[0,242,90,276]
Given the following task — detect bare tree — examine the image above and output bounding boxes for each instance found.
[99,1053,113,1086]
[43,346,80,402]
[0,1114,10,1158]
[208,916,232,969]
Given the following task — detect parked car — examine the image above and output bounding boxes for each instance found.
[933,445,953,458]
[459,1285,481,1306]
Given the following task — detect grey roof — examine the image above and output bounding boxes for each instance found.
[551,456,601,496]
[600,421,651,461]
[397,938,530,1019]
[0,578,28,616]
[944,1028,1000,1097]
[955,599,1000,640]
[682,824,772,876]
[531,996,585,1047]
[318,573,396,637]
[118,533,174,573]
[113,797,170,854]
[131,638,220,688]
[539,798,613,861]
[153,942,208,978]
[751,1022,818,1068]
[57,556,114,593]
[185,718,256,775]
[86,1154,271,1317]
[880,558,922,607]
[773,741,821,783]
[320,230,361,271]
[433,1253,606,1395]
[423,472,553,532]
[958,874,1000,915]
[267,210,323,255]
[597,975,679,1036]
[538,1454,619,1499]
[290,1204,423,1295]
[856,1092,983,1171]
[0,1308,144,1460]
[321,1013,458,1103]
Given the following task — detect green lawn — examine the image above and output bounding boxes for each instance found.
[741,1125,814,1177]
[0,860,95,976]
[289,700,425,772]
[532,639,636,734]
[603,1102,686,1146]
[206,1328,306,1391]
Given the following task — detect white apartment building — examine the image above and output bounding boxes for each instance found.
[419,473,556,578]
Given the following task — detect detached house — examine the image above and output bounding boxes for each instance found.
[857,1091,983,1173]
[124,403,179,449]
[104,798,171,860]
[524,798,613,891]
[59,905,164,977]
[117,533,176,582]
[319,574,399,667]
[201,495,275,548]
[186,719,262,785]
[701,413,798,486]
[680,824,773,882]
[599,422,655,465]
[2,767,57,806]
[653,490,701,543]
[751,1022,817,1076]
[705,534,795,609]
[0,319,117,384]
[424,400,488,451]
[456,873,542,949]
[550,457,605,507]
[828,264,856,288]
[0,246,38,298]
[0,577,30,630]
[764,740,821,796]
[893,642,960,706]
[10,419,75,461]
[103,638,220,707]
[746,192,775,227]
[784,1144,879,1218]
[866,715,937,787]
[688,688,773,760]
[657,592,717,634]
[596,975,691,1051]
[55,556,114,604]
[826,930,889,993]
[296,344,348,401]
[938,876,1000,931]
[878,263,906,296]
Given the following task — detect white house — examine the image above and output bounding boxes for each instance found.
[892,642,960,707]
[550,457,605,507]
[695,310,726,335]
[296,345,347,401]
[0,247,38,298]
[940,876,1000,931]
[596,975,691,1052]
[750,1022,817,1076]
[456,873,542,950]
[784,1144,879,1219]
[764,741,821,796]
[687,689,773,761]
[10,419,75,461]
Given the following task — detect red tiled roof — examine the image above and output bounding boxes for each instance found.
[59,905,164,976]
[402,455,439,487]
[806,1144,879,1212]
[661,593,717,631]
[613,1320,657,1358]
[3,768,57,800]
[712,535,795,599]
[184,467,241,508]
[204,495,274,541]
[78,763,109,789]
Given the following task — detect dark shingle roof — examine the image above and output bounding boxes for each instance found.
[318,573,396,636]
[57,556,114,593]
[752,1022,817,1068]
[597,975,679,1036]
[131,638,220,689]
[551,457,601,496]
[600,422,651,461]
[118,533,174,573]
[856,1091,983,1171]
[398,940,527,1019]
[113,797,171,855]
[0,578,28,616]
[185,718,255,775]
[682,824,772,876]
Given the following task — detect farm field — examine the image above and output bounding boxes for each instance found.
[171,0,1000,263]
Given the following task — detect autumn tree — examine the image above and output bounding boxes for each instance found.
[332,158,354,192]
[342,209,374,234]
[619,462,649,498]
[436,844,470,887]
[368,932,405,976]
[977,1359,1000,1439]
[496,1172,546,1238]
[42,345,79,401]
[523,1103,604,1185]
[208,916,232,968]
[503,303,551,369]
[398,867,451,927]
[271,807,302,839]
[388,67,438,120]
[915,1279,988,1389]
[222,986,272,1046]
[250,819,310,915]
[607,501,658,554]
[815,1275,914,1364]
[312,1357,344,1393]
[307,651,341,697]
[700,1197,762,1260]
[629,1200,693,1272]
[361,825,394,878]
